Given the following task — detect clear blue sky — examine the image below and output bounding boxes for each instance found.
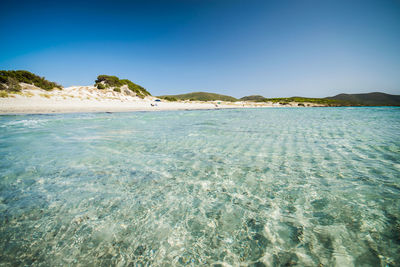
[1,0,399,97]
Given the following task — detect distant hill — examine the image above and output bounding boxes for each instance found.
[240,92,400,106]
[240,95,266,101]
[240,95,345,106]
[326,92,400,106]
[159,92,238,102]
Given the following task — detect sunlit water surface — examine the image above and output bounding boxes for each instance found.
[0,107,399,266]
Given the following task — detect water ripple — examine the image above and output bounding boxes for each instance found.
[0,107,399,266]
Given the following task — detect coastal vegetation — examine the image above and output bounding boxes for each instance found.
[240,95,348,106]
[0,91,10,97]
[0,70,62,91]
[240,93,400,106]
[157,91,400,106]
[0,70,398,106]
[95,75,151,98]
[159,96,178,101]
[326,92,400,106]
[265,97,346,106]
[96,83,106,89]
[4,77,21,92]
[159,92,238,102]
[39,93,51,99]
[240,95,266,101]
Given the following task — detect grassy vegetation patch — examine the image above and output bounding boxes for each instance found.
[263,97,350,106]
[23,92,34,97]
[39,93,51,98]
[0,70,62,91]
[159,96,178,101]
[0,91,9,98]
[94,75,150,98]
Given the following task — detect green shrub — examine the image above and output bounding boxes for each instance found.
[120,79,151,98]
[160,96,177,101]
[97,83,106,89]
[6,77,22,92]
[113,87,121,92]
[94,75,151,98]
[0,70,62,90]
[95,75,121,87]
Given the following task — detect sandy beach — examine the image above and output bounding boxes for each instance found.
[0,85,324,114]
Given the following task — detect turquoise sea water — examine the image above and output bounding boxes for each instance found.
[0,107,399,266]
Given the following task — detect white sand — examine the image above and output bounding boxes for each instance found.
[0,85,323,114]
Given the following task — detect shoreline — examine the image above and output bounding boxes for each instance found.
[0,108,243,116]
[0,86,326,115]
[0,97,273,115]
[0,105,248,115]
[0,102,275,115]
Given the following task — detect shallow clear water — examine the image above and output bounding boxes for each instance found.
[0,107,399,266]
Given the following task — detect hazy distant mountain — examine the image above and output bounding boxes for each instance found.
[326,92,400,106]
[159,92,238,102]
